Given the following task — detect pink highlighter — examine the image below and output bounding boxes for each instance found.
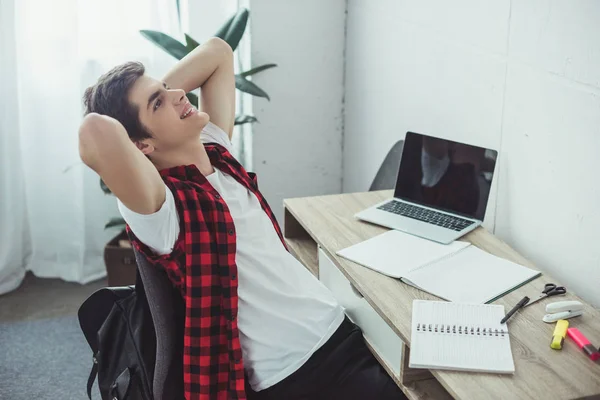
[567,327,600,362]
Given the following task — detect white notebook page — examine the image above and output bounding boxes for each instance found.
[404,246,540,303]
[409,300,515,373]
[336,230,469,278]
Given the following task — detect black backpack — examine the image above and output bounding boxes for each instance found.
[78,272,156,400]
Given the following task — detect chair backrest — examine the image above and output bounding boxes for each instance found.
[369,140,404,191]
[133,248,184,400]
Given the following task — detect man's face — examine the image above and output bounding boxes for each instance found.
[128,75,209,154]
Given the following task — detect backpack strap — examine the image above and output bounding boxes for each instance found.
[87,354,98,399]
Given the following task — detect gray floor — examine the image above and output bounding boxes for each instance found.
[0,272,106,323]
[0,272,107,399]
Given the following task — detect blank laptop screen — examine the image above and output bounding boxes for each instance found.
[394,132,498,221]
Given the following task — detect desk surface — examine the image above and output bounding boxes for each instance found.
[283,190,600,400]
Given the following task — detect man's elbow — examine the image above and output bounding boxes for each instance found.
[78,114,101,168]
[208,37,234,58]
[78,113,120,170]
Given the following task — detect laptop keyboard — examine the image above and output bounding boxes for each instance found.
[377,200,475,232]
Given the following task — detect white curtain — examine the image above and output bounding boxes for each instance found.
[0,0,180,294]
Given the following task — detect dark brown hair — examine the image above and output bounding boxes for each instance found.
[83,61,152,141]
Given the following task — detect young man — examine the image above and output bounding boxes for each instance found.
[79,37,406,400]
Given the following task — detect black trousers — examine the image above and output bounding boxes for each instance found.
[248,317,407,400]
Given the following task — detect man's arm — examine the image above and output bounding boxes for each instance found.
[79,113,165,215]
[162,37,235,138]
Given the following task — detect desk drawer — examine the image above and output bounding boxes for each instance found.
[318,248,403,377]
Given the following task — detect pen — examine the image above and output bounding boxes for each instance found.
[500,296,530,324]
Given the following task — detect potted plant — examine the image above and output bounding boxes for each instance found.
[103,8,276,285]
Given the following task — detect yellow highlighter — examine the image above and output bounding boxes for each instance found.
[550,320,569,350]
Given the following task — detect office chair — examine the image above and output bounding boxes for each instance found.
[368,140,404,191]
[133,248,185,399]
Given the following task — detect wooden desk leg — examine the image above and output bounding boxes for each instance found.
[401,344,434,385]
[284,207,306,238]
[284,207,319,277]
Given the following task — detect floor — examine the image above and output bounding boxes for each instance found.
[0,271,107,323]
[0,272,108,399]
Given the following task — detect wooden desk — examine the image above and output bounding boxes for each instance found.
[283,190,600,400]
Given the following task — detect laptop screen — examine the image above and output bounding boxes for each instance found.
[394,132,498,221]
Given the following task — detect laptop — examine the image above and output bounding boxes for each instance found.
[355,132,498,244]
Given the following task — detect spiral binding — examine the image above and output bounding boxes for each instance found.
[416,323,507,337]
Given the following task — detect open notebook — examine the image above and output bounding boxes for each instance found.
[409,300,515,374]
[336,230,541,304]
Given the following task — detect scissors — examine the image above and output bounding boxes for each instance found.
[523,283,567,307]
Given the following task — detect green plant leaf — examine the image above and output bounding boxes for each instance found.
[140,30,189,60]
[105,217,126,230]
[234,115,258,125]
[240,63,277,78]
[214,8,249,50]
[175,0,181,30]
[186,92,198,108]
[100,178,112,195]
[214,15,234,40]
[235,75,270,100]
[185,33,200,52]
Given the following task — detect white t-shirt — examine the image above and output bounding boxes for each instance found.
[118,122,344,391]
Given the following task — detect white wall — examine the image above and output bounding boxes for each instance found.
[248,0,346,221]
[343,0,600,306]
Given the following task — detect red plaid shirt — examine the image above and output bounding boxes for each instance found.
[128,143,286,399]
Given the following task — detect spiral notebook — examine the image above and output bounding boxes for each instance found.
[409,300,515,374]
